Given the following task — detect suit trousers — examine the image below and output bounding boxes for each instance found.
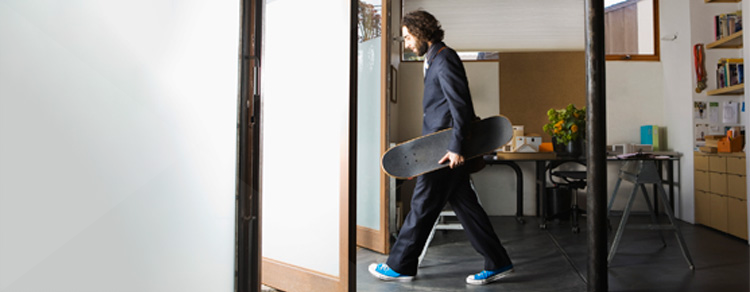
[386,165,513,276]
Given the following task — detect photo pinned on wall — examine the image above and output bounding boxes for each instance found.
[695,123,708,146]
[709,102,720,124]
[723,101,739,124]
[694,101,707,120]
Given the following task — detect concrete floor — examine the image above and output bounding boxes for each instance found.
[356,215,749,292]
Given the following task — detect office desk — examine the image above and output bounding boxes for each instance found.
[484,152,682,228]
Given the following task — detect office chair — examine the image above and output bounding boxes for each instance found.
[547,160,587,233]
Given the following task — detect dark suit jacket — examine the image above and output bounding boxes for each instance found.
[422,42,476,155]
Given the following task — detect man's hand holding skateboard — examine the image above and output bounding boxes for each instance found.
[439,151,464,169]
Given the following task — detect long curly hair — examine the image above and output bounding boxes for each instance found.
[402,10,444,44]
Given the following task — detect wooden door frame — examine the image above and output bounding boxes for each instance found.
[355,0,391,255]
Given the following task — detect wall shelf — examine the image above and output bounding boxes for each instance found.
[706,83,745,96]
[706,31,744,49]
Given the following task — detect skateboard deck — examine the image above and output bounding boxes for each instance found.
[382,115,513,179]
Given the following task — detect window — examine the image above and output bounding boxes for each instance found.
[605,0,660,61]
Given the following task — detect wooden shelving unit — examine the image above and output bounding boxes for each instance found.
[706,83,745,96]
[706,31,744,49]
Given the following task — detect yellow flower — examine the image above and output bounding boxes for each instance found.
[571,124,578,133]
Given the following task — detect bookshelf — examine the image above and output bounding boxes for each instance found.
[696,0,747,242]
[706,30,743,49]
[705,5,743,95]
[707,83,745,96]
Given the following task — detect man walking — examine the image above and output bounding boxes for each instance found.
[368,10,514,286]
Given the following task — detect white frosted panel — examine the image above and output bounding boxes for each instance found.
[261,0,350,277]
[0,1,238,291]
[357,37,382,230]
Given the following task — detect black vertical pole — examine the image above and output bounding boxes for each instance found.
[584,0,607,291]
[349,0,358,290]
[237,0,261,291]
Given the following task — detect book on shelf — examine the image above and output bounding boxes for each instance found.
[716,58,744,89]
[715,11,743,40]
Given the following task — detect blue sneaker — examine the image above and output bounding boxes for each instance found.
[465,265,514,285]
[368,263,414,282]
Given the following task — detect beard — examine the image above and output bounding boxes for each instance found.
[415,40,429,56]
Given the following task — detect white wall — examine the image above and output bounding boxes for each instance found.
[0,1,239,291]
[660,0,695,222]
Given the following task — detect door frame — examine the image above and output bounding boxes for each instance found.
[356,0,391,254]
[236,0,262,291]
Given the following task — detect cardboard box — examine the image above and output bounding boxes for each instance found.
[510,125,524,150]
[699,146,718,153]
[705,135,724,148]
[514,136,542,152]
[626,144,652,153]
[718,135,744,153]
[608,144,626,156]
[694,153,709,171]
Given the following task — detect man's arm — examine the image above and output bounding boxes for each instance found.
[436,51,474,167]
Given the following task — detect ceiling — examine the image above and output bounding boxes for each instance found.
[402,0,586,52]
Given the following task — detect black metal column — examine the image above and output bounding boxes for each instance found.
[584,0,607,291]
[237,0,261,291]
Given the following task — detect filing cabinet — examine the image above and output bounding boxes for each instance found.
[694,152,748,240]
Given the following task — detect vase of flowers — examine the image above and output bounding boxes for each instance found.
[543,104,586,158]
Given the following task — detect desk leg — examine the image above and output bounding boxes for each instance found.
[507,162,524,224]
[537,160,547,229]
[668,160,675,212]
[490,161,525,224]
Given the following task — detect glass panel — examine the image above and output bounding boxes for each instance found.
[357,0,382,230]
[0,1,238,290]
[262,0,350,277]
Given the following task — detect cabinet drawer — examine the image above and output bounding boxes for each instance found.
[710,193,728,232]
[726,156,746,175]
[709,156,727,172]
[694,190,711,225]
[709,172,727,195]
[695,153,710,171]
[727,197,748,240]
[727,174,746,200]
[695,170,710,191]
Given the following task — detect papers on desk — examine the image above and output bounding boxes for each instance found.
[611,152,671,160]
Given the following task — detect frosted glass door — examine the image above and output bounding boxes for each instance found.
[260,0,354,291]
[356,0,389,254]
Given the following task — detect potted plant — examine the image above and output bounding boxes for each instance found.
[543,104,586,157]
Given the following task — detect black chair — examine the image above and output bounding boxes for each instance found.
[547,160,587,233]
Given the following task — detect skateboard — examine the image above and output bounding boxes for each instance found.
[381,115,513,179]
